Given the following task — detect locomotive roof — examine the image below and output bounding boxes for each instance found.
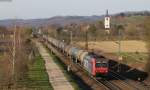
[88,52,108,62]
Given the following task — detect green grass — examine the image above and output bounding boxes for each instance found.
[114,52,148,64]
[17,55,53,90]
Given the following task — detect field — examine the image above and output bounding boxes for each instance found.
[77,40,149,70]
[77,40,148,53]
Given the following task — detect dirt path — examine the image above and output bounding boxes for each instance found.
[36,42,74,90]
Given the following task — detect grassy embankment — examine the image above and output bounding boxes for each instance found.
[18,55,53,90]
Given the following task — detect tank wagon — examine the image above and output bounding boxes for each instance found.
[45,36,108,77]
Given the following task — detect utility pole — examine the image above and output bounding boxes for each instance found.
[85,25,90,50]
[69,24,74,45]
[118,28,121,56]
[18,26,21,49]
[117,25,123,72]
[12,24,16,81]
[46,26,48,45]
[69,30,73,71]
[70,31,73,45]
[118,28,121,72]
[85,30,88,50]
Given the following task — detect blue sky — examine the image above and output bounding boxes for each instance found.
[0,0,150,19]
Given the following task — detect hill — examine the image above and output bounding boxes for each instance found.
[0,16,104,27]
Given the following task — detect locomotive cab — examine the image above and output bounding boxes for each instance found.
[95,61,108,76]
[87,52,109,77]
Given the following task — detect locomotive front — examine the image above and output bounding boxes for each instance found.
[95,58,108,76]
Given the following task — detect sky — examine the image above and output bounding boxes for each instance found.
[0,0,150,19]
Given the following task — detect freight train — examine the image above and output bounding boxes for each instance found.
[43,35,109,77]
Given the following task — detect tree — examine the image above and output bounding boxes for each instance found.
[116,24,125,39]
[143,17,150,76]
[0,26,38,89]
[88,24,97,41]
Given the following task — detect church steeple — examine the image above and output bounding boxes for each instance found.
[106,9,109,17]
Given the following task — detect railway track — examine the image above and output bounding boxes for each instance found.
[109,70,147,90]
[75,63,122,90]
[45,42,110,90]
[44,41,148,90]
[98,79,122,90]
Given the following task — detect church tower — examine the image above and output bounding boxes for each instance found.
[104,10,110,30]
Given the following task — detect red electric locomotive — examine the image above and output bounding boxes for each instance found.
[82,53,108,77]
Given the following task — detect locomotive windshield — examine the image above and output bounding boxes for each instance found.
[96,63,107,67]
